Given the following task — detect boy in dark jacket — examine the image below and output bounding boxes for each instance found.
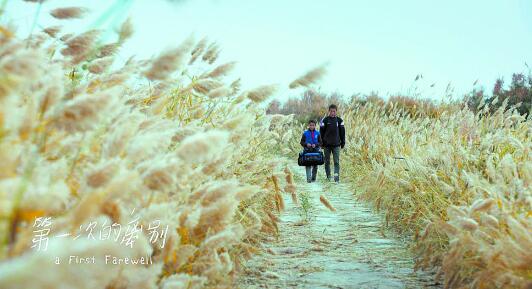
[300,120,323,183]
[319,104,345,182]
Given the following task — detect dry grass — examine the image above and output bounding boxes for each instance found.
[0,11,298,288]
[288,64,327,89]
[50,7,88,20]
[319,195,336,212]
[278,97,530,288]
[338,101,531,289]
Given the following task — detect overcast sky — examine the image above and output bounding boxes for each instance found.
[5,0,532,101]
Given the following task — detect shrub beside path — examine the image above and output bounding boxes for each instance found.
[237,165,440,289]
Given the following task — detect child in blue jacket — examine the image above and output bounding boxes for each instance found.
[299,120,323,183]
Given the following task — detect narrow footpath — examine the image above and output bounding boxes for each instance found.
[237,165,440,289]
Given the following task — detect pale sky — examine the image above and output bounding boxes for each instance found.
[4,0,532,101]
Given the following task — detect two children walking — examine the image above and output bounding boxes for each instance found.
[299,104,346,183]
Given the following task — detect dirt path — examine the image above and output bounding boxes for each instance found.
[237,166,440,289]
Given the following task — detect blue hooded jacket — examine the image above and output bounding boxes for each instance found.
[303,129,320,145]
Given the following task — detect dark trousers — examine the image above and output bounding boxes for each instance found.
[303,147,320,182]
[324,146,340,179]
[305,165,318,182]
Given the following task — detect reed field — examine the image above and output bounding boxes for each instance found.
[1,3,531,289]
[338,101,532,289]
[0,11,298,288]
[276,94,532,288]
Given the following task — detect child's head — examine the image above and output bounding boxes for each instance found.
[308,119,316,130]
[328,104,337,117]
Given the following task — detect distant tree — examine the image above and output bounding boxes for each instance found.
[470,72,532,116]
[266,89,347,123]
[266,100,281,114]
[501,73,532,116]
[463,89,485,113]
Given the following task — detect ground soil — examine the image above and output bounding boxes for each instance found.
[237,166,441,289]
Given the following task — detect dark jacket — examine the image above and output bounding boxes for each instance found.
[300,129,323,148]
[319,116,345,148]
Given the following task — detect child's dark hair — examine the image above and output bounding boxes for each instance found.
[308,119,316,124]
[328,104,338,110]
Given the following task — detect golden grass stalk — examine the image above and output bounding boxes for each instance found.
[59,33,73,42]
[118,17,133,43]
[144,37,193,80]
[189,37,207,65]
[266,211,280,223]
[288,64,327,89]
[60,29,99,62]
[50,7,88,19]
[42,26,61,38]
[284,184,296,194]
[192,79,223,95]
[470,198,495,213]
[246,85,277,103]
[230,78,241,95]
[97,43,119,58]
[202,42,220,64]
[319,195,336,212]
[284,165,294,185]
[88,57,113,74]
[205,61,236,79]
[175,130,229,163]
[207,87,231,99]
[274,192,285,212]
[271,175,280,193]
[290,191,298,204]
